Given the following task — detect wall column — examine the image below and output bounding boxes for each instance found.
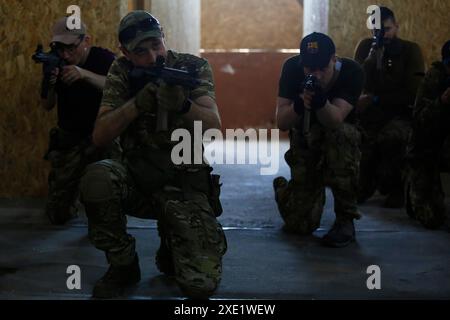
[303,0,329,36]
[150,0,201,55]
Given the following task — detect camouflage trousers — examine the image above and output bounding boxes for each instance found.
[45,127,118,224]
[79,159,227,299]
[358,118,412,200]
[274,123,362,234]
[404,102,450,228]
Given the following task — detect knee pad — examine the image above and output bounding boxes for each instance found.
[163,199,225,299]
[80,162,115,203]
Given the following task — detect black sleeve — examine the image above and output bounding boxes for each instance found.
[333,60,364,107]
[98,48,117,75]
[278,56,302,100]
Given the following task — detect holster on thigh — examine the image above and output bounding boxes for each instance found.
[178,165,223,217]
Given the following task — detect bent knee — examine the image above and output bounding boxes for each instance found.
[80,162,115,203]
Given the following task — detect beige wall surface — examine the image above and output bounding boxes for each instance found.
[0,1,125,197]
[329,0,450,67]
[201,0,303,49]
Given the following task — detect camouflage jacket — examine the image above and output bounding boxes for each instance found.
[101,50,216,153]
[413,61,450,121]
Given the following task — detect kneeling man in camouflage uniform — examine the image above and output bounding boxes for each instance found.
[80,11,227,299]
[274,33,364,247]
[405,40,450,229]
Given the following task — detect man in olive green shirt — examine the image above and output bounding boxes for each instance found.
[354,6,424,208]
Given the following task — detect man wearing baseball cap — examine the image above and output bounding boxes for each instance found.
[273,32,364,248]
[41,17,117,225]
[79,11,226,299]
[404,39,450,230]
[354,6,425,208]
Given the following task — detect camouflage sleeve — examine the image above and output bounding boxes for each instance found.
[101,59,130,109]
[190,59,216,101]
[413,65,445,121]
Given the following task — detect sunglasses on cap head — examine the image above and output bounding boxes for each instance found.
[119,17,161,44]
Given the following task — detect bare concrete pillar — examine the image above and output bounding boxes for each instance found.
[303,0,329,36]
[150,0,201,55]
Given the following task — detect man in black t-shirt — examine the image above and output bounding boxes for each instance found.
[40,17,118,225]
[274,32,364,247]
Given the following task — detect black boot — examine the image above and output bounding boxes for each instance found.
[93,254,141,299]
[321,219,356,248]
[383,190,405,209]
[273,176,288,192]
[46,205,78,225]
[155,240,175,276]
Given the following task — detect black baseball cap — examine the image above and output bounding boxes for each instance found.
[442,40,450,66]
[299,32,336,69]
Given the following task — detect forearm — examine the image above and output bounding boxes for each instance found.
[80,69,107,90]
[276,103,301,131]
[316,101,346,129]
[182,101,221,131]
[93,99,139,147]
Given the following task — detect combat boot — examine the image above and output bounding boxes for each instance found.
[93,254,141,299]
[321,219,356,248]
[383,190,405,208]
[155,240,175,276]
[46,204,79,225]
[273,176,288,192]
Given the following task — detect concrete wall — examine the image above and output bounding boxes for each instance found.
[201,0,303,132]
[202,0,303,50]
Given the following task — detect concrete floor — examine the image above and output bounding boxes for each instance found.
[1,141,450,299]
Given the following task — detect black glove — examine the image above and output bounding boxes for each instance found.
[310,89,328,111]
[293,98,305,115]
[157,82,190,113]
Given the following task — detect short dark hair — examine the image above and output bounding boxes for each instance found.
[380,6,396,22]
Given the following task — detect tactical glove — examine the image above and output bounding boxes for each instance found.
[135,82,158,114]
[293,98,305,115]
[310,89,328,111]
[157,82,190,113]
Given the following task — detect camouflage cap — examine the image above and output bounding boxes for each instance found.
[119,11,162,51]
[51,17,87,45]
